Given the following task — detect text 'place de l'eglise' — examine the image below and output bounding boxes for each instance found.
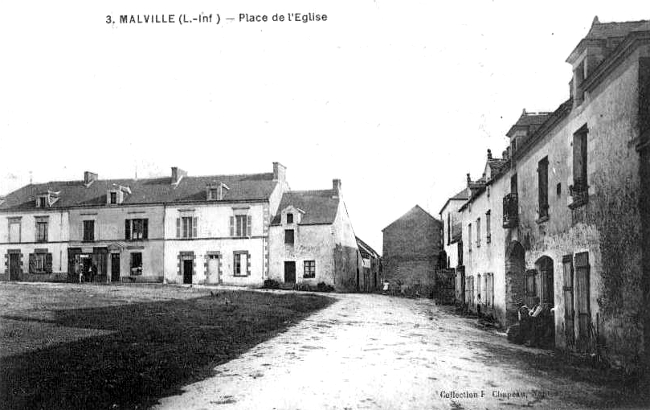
[2,16,650,379]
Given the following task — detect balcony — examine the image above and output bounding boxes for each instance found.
[569,178,589,209]
[503,193,519,228]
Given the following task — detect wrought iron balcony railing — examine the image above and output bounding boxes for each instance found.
[503,193,519,228]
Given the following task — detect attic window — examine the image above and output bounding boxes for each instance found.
[207,183,229,201]
[287,213,294,224]
[38,196,47,208]
[110,192,117,204]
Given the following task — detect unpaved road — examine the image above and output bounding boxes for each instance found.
[154,294,642,410]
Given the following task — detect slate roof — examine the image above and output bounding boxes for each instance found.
[506,112,551,137]
[585,18,650,40]
[0,173,277,212]
[271,190,339,226]
[382,205,440,232]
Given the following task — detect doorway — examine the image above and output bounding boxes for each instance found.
[562,255,575,348]
[284,261,296,283]
[183,260,193,284]
[111,254,120,283]
[207,254,220,284]
[9,252,20,281]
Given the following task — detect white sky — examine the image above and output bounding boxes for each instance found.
[0,1,647,251]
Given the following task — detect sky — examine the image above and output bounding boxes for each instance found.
[0,1,647,251]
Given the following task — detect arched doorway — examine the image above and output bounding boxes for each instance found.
[505,241,525,326]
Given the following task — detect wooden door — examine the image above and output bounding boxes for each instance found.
[111,254,120,282]
[284,261,296,283]
[9,253,20,281]
[562,256,575,348]
[575,252,590,351]
[183,260,193,284]
[207,255,220,284]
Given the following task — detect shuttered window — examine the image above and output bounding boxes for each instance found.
[177,217,198,238]
[538,157,549,218]
[29,251,52,274]
[232,215,251,237]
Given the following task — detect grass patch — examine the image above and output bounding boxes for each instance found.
[0,283,334,409]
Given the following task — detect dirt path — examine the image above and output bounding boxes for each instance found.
[154,294,637,410]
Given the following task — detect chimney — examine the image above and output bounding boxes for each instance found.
[273,162,286,182]
[332,179,342,195]
[84,171,98,187]
[171,167,187,185]
[487,149,493,160]
[466,173,471,186]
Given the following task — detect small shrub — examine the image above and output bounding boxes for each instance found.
[295,283,313,292]
[262,279,280,289]
[316,282,335,293]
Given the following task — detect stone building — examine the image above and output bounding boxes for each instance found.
[382,205,442,295]
[441,17,650,374]
[267,179,360,292]
[0,163,289,285]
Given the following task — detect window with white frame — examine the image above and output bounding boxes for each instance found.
[176,216,198,238]
[233,251,249,276]
[304,260,315,278]
[8,217,21,243]
[125,218,148,240]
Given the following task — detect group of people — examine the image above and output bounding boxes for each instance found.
[508,296,555,347]
[77,263,97,283]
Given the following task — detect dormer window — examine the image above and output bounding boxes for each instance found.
[107,185,130,205]
[287,213,294,224]
[36,191,60,208]
[207,183,229,201]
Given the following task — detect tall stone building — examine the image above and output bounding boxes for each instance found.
[382,205,442,295]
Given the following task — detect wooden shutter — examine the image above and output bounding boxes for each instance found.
[125,220,131,240]
[176,218,180,238]
[192,217,198,238]
[29,254,36,273]
[45,253,53,273]
[143,219,148,239]
[247,215,252,237]
[230,216,234,237]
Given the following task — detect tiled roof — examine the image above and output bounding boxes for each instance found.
[0,173,277,212]
[271,190,339,226]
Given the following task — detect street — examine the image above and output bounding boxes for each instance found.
[154,293,638,410]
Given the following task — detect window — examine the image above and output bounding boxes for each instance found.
[36,219,48,242]
[285,229,295,245]
[510,174,518,194]
[176,216,198,238]
[38,197,47,208]
[230,215,251,237]
[468,223,472,252]
[125,219,148,240]
[130,252,143,275]
[233,251,249,276]
[538,157,549,219]
[304,260,315,278]
[476,218,481,248]
[29,251,52,274]
[83,220,95,241]
[8,217,21,243]
[110,192,117,204]
[485,211,491,243]
[287,213,294,224]
[457,240,463,266]
[477,274,482,302]
[486,273,494,308]
[209,188,219,201]
[571,125,589,208]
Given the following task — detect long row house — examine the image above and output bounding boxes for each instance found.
[0,163,380,292]
[440,17,650,374]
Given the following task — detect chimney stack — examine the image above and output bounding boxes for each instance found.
[273,162,286,182]
[487,149,492,160]
[171,167,187,185]
[332,179,342,195]
[466,173,471,186]
[84,171,98,187]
